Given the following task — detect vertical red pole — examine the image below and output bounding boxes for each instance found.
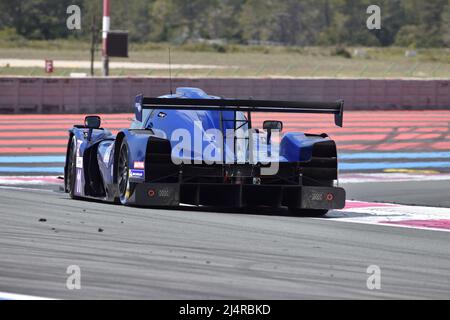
[102,0,110,76]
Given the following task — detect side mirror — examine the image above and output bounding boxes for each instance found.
[85,115,101,129]
[263,120,283,132]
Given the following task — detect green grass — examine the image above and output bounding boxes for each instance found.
[0,40,449,78]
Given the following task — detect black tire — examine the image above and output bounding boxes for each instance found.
[66,136,78,199]
[288,208,329,217]
[117,140,135,205]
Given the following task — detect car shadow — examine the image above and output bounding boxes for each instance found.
[59,192,338,218]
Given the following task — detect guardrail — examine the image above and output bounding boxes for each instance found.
[0,77,449,114]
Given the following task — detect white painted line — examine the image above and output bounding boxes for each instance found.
[0,291,54,300]
[0,186,57,193]
[325,200,450,232]
[328,218,450,233]
[340,173,450,184]
[0,176,62,185]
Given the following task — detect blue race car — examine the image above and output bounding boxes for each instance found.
[64,87,345,216]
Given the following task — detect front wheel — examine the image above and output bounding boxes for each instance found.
[288,208,329,217]
[66,136,78,199]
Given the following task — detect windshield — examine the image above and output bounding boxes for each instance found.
[130,109,153,129]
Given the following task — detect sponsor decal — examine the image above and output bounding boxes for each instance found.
[75,168,82,195]
[129,169,144,178]
[158,188,170,197]
[76,139,83,156]
[76,157,83,169]
[310,192,324,201]
[134,161,145,169]
[148,188,170,198]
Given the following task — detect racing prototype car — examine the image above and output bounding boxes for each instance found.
[64,87,345,216]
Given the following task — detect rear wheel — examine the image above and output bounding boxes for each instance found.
[117,141,135,205]
[288,208,329,217]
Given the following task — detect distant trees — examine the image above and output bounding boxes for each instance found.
[0,0,75,39]
[394,0,448,47]
[0,0,448,47]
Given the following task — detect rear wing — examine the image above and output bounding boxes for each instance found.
[134,95,344,127]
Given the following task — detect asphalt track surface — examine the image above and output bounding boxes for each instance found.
[0,182,450,300]
[344,180,450,208]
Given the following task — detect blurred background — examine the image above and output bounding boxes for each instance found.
[0,0,449,78]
